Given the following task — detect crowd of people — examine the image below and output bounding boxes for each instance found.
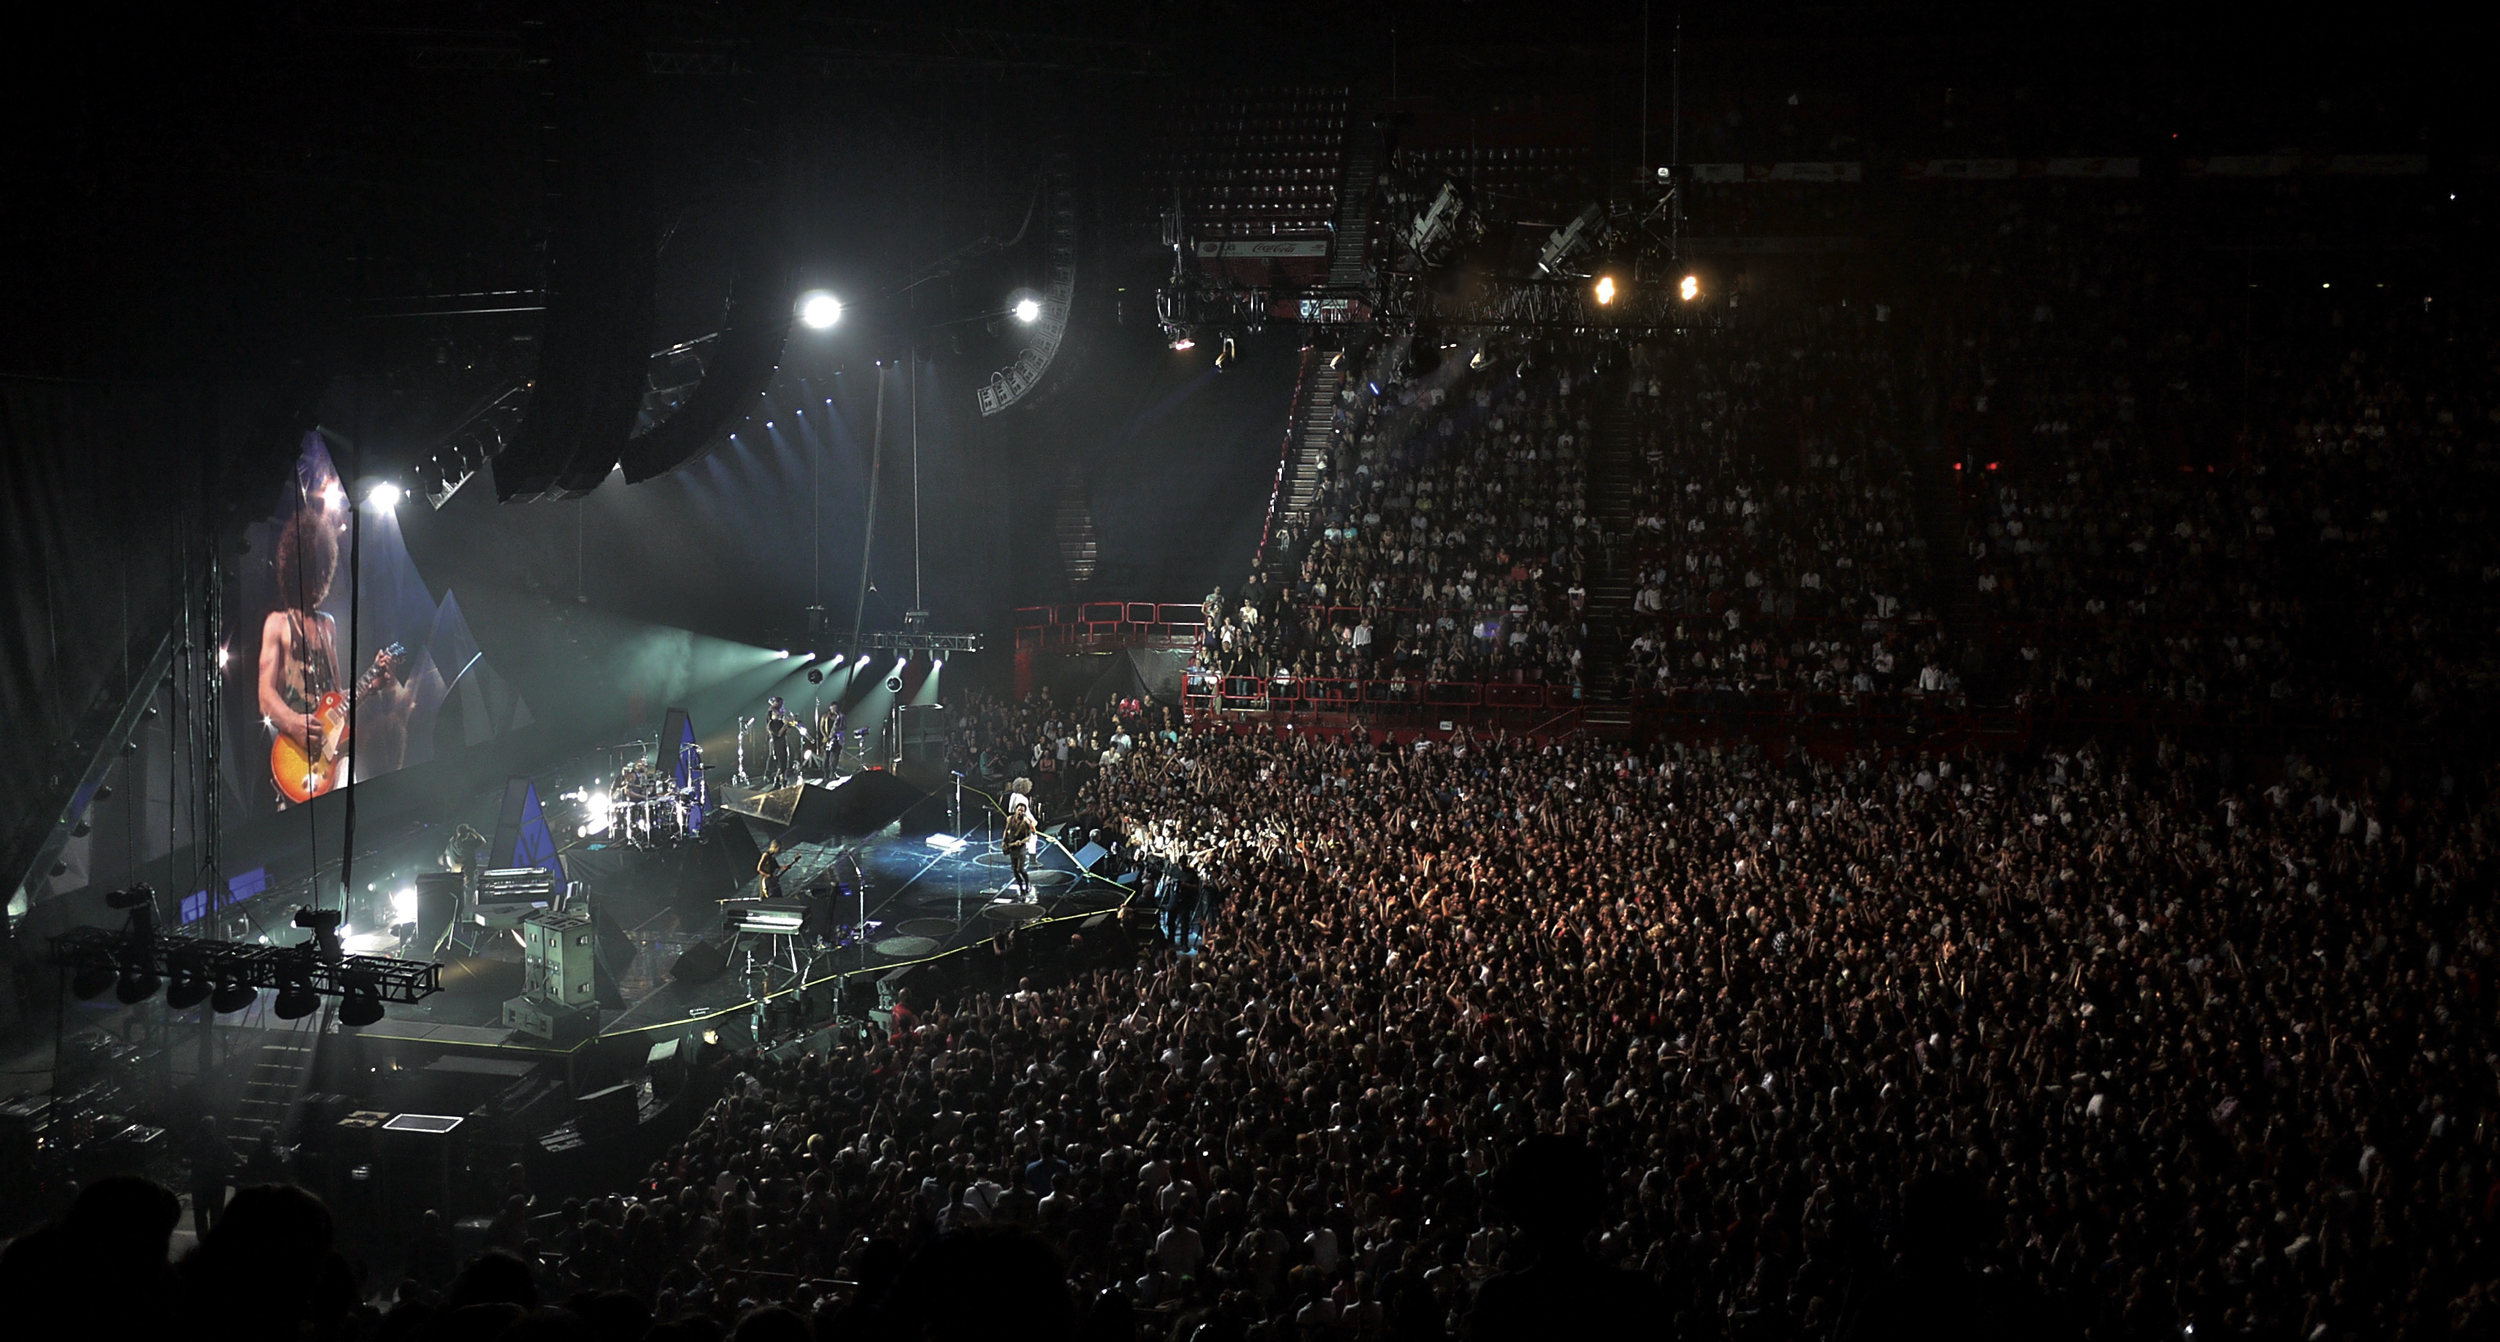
[1203,346,1603,699]
[942,687,1179,817]
[24,723,2487,1341]
[1191,167,2489,752]
[10,105,2493,1342]
[1616,305,1954,699]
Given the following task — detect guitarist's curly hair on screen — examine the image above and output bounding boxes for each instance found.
[273,504,338,612]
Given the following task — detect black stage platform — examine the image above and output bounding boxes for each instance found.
[358,776,1135,1060]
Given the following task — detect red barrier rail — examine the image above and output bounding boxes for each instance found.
[1012,603,1206,652]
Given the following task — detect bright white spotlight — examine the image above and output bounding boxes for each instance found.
[829,654,847,666]
[1013,296,1043,324]
[775,650,789,658]
[1170,335,1196,351]
[1594,276,1618,306]
[391,887,419,924]
[1679,274,1700,302]
[798,291,843,330]
[367,482,403,511]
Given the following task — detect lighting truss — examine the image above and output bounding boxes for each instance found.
[46,927,444,1005]
[811,630,983,656]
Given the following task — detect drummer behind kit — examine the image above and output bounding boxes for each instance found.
[596,741,709,850]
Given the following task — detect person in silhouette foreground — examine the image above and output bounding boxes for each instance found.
[1469,1135,1669,1341]
[0,1174,183,1335]
[1836,1171,2083,1342]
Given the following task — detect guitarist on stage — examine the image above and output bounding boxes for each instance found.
[257,506,411,802]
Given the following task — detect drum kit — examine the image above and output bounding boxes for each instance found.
[595,745,708,850]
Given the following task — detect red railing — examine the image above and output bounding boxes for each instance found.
[1012,603,1207,652]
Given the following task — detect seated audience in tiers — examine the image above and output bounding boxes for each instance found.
[1619,301,1953,698]
[19,724,2485,1341]
[1950,281,2499,731]
[1202,339,1604,697]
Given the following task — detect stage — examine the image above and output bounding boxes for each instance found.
[359,767,1139,1060]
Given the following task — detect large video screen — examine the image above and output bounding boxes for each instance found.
[227,432,529,813]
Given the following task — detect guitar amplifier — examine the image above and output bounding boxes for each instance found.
[519,909,597,1010]
[501,994,600,1045]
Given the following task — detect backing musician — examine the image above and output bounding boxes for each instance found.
[757,841,788,901]
[765,695,801,787]
[818,702,847,778]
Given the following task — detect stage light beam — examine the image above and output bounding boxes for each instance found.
[1595,276,1618,306]
[1014,296,1043,324]
[798,291,843,330]
[367,482,403,511]
[1680,274,1701,302]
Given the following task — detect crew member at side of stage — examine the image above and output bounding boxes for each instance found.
[765,695,798,787]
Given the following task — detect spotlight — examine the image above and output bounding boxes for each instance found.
[71,962,115,1000]
[1013,296,1043,324]
[116,960,161,1003]
[1680,274,1700,302]
[828,654,847,667]
[274,967,319,1021]
[391,887,419,925]
[339,972,384,1028]
[293,906,344,957]
[367,482,403,511]
[1595,276,1618,306]
[1170,335,1196,352]
[798,291,843,330]
[165,955,211,1010]
[211,978,258,1014]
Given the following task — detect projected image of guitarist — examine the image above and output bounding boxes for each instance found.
[258,507,412,803]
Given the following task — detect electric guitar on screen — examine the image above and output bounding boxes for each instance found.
[270,643,407,803]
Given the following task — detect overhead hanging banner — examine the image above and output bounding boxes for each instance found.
[1196,239,1332,258]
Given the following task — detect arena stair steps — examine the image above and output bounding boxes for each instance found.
[1582,397,1641,705]
[1322,112,1379,294]
[1908,442,1999,700]
[229,1009,326,1141]
[1281,357,1344,526]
